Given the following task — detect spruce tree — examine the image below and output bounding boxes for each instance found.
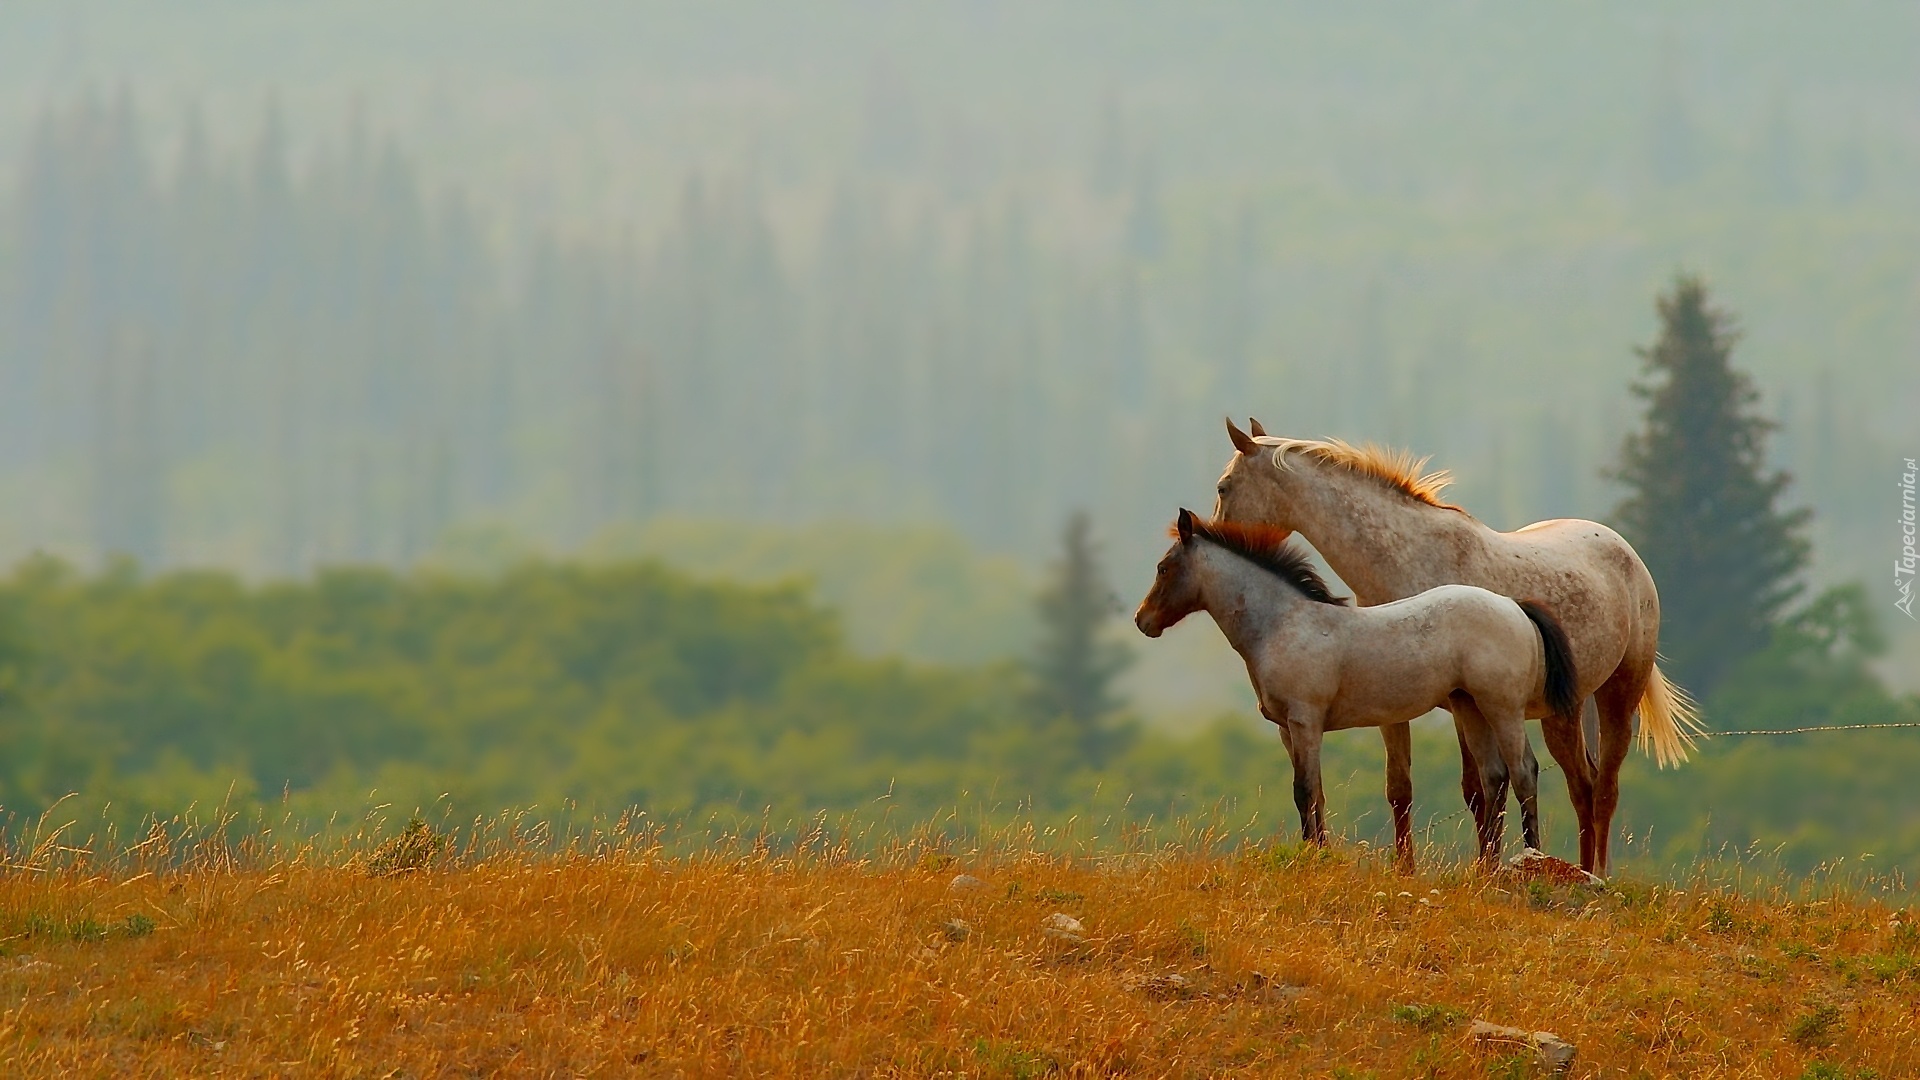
[1030,511,1132,763]
[1611,275,1811,699]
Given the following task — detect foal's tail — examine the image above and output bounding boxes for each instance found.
[1638,663,1706,769]
[1516,599,1581,723]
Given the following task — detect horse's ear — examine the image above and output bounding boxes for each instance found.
[1247,418,1267,437]
[1226,418,1259,456]
[1177,508,1195,542]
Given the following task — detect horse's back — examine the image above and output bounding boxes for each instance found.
[1475,518,1654,606]
[1482,517,1660,688]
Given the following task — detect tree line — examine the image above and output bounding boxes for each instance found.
[1,93,1205,573]
[2,89,1901,583]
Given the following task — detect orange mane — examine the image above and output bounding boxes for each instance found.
[1255,436,1460,511]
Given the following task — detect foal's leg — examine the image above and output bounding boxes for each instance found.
[1281,715,1328,846]
[1381,721,1415,872]
[1450,707,1490,843]
[1486,710,1543,853]
[1451,695,1511,866]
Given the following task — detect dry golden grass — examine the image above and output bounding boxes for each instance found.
[1,820,1915,1078]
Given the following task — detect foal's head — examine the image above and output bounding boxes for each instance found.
[1135,508,1208,638]
[1135,508,1347,637]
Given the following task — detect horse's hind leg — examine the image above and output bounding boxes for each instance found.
[1591,669,1647,877]
[1382,721,1415,873]
[1450,695,1511,866]
[1539,705,1597,869]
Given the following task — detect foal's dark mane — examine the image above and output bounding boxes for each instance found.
[1180,518,1350,606]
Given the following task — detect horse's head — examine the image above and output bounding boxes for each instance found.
[1134,509,1207,638]
[1212,417,1298,541]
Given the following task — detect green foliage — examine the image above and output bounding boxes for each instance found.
[11,911,155,944]
[971,1038,1061,1079]
[0,556,883,823]
[1710,584,1893,730]
[1484,1054,1539,1080]
[367,817,452,877]
[1611,275,1813,698]
[1800,1065,1880,1080]
[0,555,1174,835]
[1389,1002,1465,1032]
[1620,583,1920,874]
[1787,1003,1843,1047]
[579,517,1036,666]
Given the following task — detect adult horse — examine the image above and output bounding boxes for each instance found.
[1213,420,1701,876]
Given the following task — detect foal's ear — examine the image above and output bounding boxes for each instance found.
[1247,417,1267,437]
[1226,418,1259,456]
[1176,508,1195,542]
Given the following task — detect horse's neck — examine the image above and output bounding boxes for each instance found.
[1195,551,1317,665]
[1287,464,1482,604]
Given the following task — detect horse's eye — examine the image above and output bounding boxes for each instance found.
[1216,484,1228,496]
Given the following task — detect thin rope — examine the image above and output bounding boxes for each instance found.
[1708,721,1920,736]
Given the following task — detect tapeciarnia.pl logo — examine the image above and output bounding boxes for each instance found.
[1899,457,1917,620]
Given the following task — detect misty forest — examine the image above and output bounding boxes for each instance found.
[0,3,1917,878]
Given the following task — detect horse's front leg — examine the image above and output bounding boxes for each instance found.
[1381,721,1415,873]
[1282,707,1328,846]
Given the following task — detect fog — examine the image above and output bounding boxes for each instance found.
[1,2,1916,694]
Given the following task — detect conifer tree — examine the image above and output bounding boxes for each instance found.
[1029,511,1132,764]
[1611,274,1811,698]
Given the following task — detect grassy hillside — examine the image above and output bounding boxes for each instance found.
[0,823,1910,1076]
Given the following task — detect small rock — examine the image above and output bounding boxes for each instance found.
[948,873,988,893]
[1470,1020,1576,1075]
[1042,912,1087,945]
[940,918,972,942]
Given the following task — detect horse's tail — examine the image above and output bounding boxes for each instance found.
[1516,599,1581,723]
[1638,662,1706,769]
